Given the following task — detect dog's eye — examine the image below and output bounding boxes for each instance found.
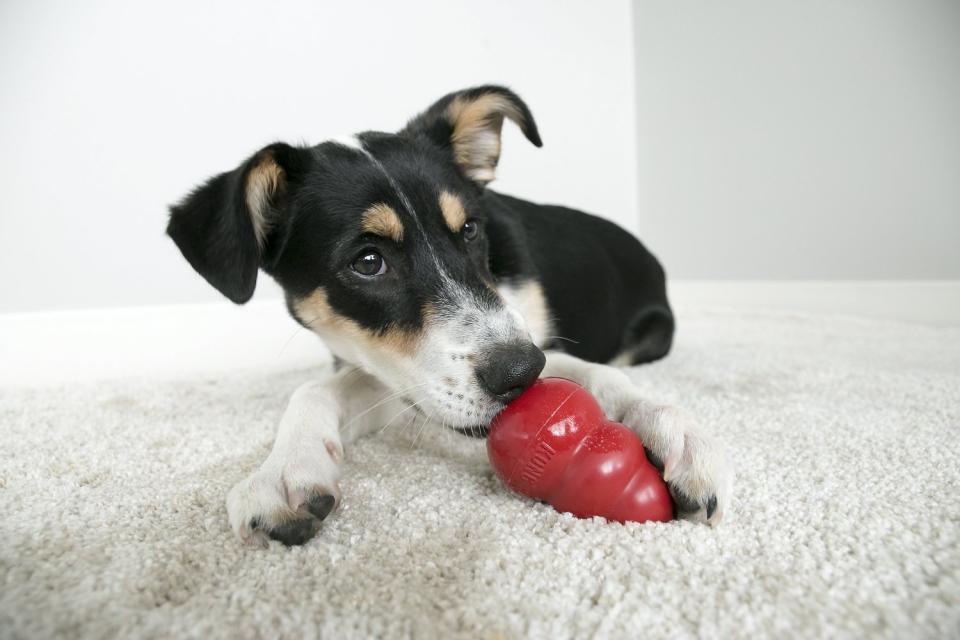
[351,250,387,277]
[463,219,480,242]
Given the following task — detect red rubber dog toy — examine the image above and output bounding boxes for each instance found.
[487,377,673,523]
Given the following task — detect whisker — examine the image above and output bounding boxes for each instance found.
[342,381,430,432]
[410,409,435,450]
[299,314,328,329]
[378,399,423,435]
[277,326,307,358]
[276,313,332,359]
[543,335,580,345]
[400,402,425,439]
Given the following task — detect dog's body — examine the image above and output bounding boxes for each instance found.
[168,86,731,546]
[473,190,675,365]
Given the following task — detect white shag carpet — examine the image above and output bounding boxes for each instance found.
[1,309,958,639]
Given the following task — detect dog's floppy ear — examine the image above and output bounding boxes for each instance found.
[403,85,542,186]
[167,143,311,304]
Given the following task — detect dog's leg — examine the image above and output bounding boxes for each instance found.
[542,352,733,525]
[226,367,405,546]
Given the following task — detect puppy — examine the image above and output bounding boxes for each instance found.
[167,86,732,546]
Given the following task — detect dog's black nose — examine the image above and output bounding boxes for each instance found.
[476,341,546,402]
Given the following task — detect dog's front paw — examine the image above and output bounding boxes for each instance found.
[226,461,342,547]
[623,404,733,526]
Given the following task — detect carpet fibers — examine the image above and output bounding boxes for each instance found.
[2,310,958,639]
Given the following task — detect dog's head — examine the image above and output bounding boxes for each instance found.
[168,86,546,433]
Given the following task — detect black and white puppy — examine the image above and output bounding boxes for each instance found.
[168,86,732,546]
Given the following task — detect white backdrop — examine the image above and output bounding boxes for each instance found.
[4,2,957,315]
[634,0,960,279]
[0,0,638,312]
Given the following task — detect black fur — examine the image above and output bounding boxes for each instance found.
[167,86,673,365]
[167,143,313,304]
[482,192,673,363]
[403,84,543,150]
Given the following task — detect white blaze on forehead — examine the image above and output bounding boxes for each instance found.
[337,134,446,272]
[329,134,366,152]
[426,276,528,348]
[328,133,471,288]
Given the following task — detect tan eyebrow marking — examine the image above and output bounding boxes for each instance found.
[439,191,467,233]
[360,203,404,243]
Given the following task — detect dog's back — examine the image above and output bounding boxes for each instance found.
[483,190,674,365]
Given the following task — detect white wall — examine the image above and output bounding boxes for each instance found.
[0,0,638,312]
[634,0,960,279]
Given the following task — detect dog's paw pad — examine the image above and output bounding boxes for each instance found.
[228,471,342,548]
[669,485,701,514]
[670,485,719,523]
[629,405,732,526]
[705,495,718,520]
[303,493,337,521]
[643,446,665,473]
[251,511,318,546]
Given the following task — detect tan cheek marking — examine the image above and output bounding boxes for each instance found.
[360,203,404,243]
[245,152,285,247]
[438,191,467,233]
[498,280,553,347]
[292,288,420,356]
